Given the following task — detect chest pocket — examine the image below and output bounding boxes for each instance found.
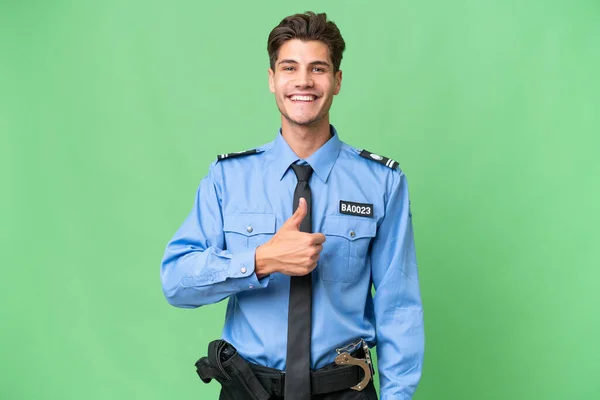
[223,213,277,251]
[320,215,377,283]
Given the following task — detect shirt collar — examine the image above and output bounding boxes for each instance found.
[273,125,342,182]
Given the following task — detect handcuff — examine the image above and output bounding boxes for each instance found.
[334,338,374,391]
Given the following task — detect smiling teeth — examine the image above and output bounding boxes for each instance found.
[290,95,316,101]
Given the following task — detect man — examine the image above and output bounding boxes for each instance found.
[161,11,424,399]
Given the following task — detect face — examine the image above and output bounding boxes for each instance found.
[268,39,342,127]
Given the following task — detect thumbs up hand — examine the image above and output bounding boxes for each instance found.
[255,198,326,278]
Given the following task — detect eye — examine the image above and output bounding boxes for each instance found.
[312,67,324,72]
[283,66,295,71]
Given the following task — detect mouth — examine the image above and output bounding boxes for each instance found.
[288,94,319,103]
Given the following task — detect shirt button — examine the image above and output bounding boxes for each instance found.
[349,230,356,238]
[246,225,253,233]
[249,284,254,289]
[241,267,247,274]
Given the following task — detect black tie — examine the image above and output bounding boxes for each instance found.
[285,164,313,399]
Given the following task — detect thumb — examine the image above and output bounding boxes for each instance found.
[286,197,307,230]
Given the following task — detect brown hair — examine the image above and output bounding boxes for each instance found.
[267,12,346,72]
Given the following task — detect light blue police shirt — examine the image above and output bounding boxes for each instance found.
[161,126,424,399]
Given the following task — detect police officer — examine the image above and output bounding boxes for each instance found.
[161,11,424,400]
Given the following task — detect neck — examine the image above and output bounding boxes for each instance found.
[280,115,332,159]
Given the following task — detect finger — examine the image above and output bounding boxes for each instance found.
[310,251,321,261]
[309,233,327,245]
[308,244,323,256]
[285,197,307,230]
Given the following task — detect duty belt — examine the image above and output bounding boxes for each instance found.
[196,338,374,397]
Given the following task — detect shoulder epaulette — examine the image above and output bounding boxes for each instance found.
[217,149,261,161]
[359,149,399,169]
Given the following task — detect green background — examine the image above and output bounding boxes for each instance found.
[1,0,599,399]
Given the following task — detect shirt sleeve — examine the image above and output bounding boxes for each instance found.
[160,162,270,308]
[370,171,424,399]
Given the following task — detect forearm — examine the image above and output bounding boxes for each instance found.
[374,259,424,398]
[254,244,274,279]
[161,246,269,308]
[375,301,424,399]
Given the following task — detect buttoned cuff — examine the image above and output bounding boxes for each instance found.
[229,249,270,290]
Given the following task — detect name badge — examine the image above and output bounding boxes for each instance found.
[339,201,373,217]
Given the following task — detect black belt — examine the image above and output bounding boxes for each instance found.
[196,340,371,398]
[248,348,368,397]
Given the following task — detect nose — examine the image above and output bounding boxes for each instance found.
[295,69,313,88]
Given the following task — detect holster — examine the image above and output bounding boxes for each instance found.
[195,340,270,400]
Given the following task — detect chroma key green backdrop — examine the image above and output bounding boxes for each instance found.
[1,1,599,399]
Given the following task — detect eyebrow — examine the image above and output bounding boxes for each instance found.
[277,59,331,67]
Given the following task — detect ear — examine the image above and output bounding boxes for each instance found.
[268,68,275,93]
[333,70,342,95]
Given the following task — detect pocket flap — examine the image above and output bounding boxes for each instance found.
[223,213,276,236]
[323,215,377,241]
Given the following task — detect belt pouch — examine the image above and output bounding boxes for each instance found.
[196,340,270,400]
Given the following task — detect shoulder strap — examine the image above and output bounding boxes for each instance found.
[217,149,260,161]
[359,149,399,169]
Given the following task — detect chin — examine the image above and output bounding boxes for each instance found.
[277,104,324,126]
[287,112,323,126]
[289,118,320,126]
